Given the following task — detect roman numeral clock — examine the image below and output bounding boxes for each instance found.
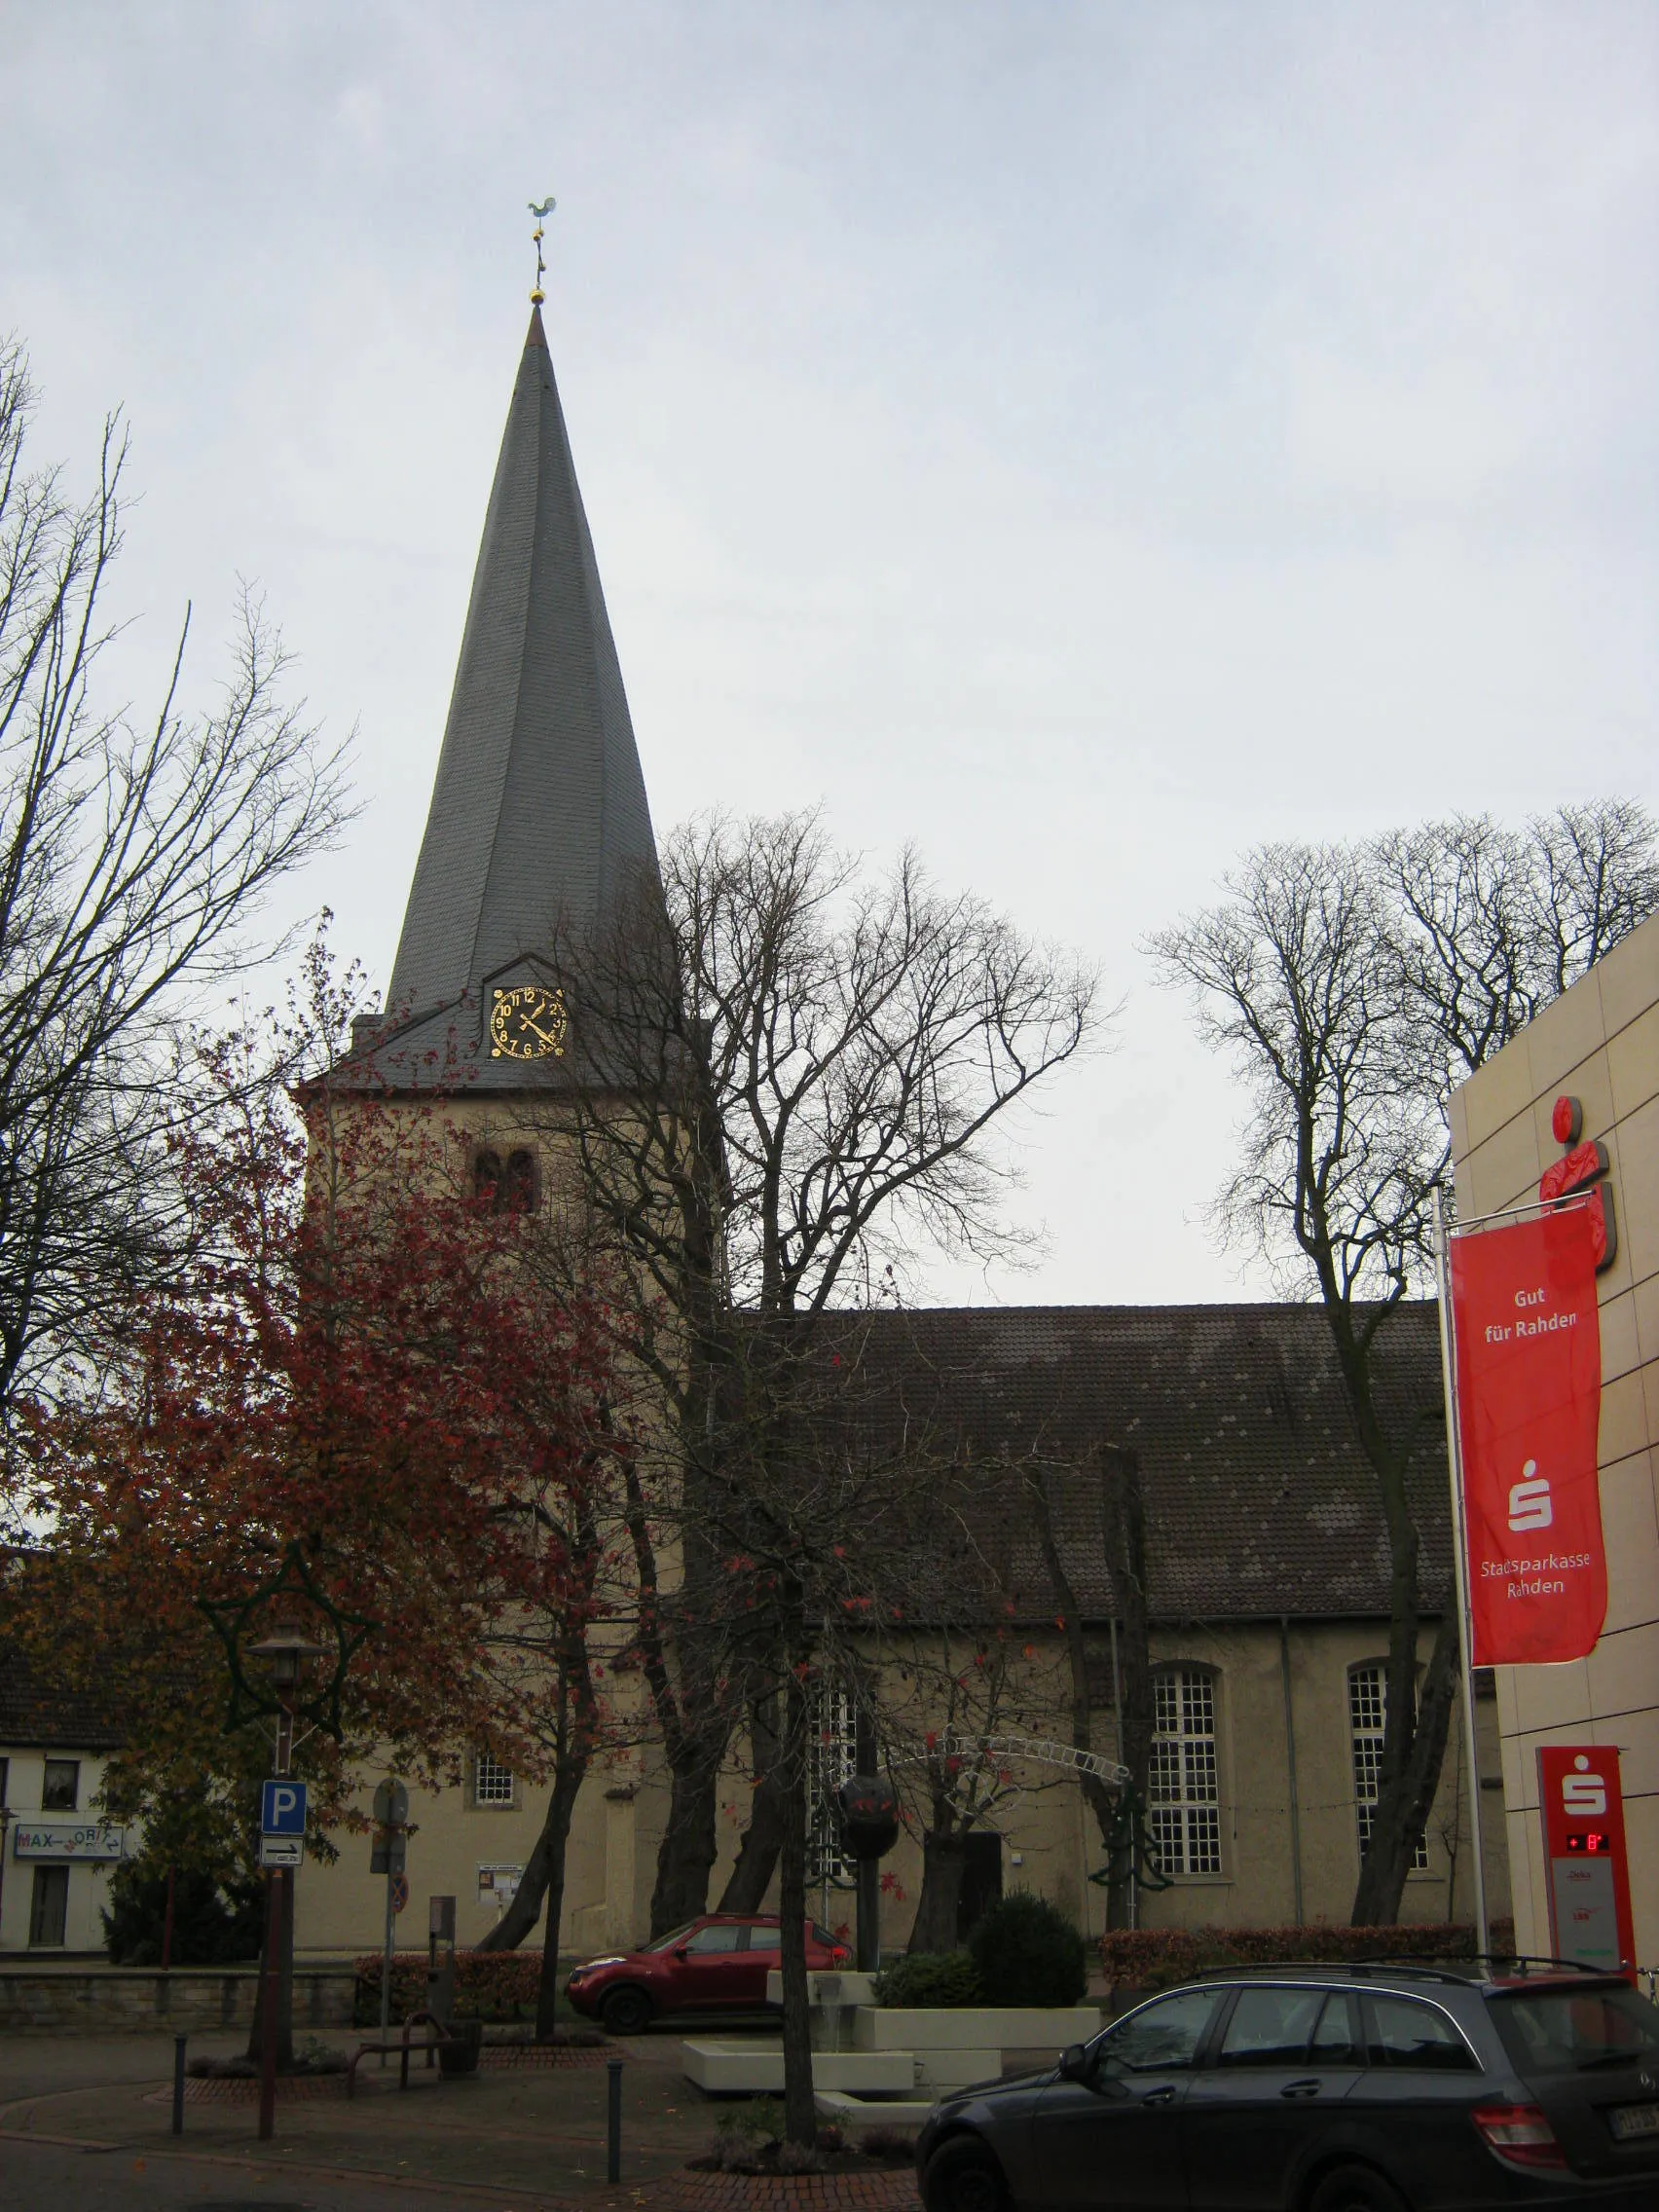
[489,982,568,1061]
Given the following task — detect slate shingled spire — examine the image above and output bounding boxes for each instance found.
[387,307,657,1023]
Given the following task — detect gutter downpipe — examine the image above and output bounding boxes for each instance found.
[1433,1190,1492,1958]
[1278,1618,1305,1926]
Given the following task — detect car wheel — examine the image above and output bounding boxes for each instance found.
[1309,2164,1410,2212]
[600,1985,652,2036]
[923,2135,1007,2212]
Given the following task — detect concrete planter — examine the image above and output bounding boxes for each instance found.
[682,2043,913,2095]
[854,2007,1100,2052]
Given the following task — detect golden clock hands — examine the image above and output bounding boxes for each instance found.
[522,1013,563,1049]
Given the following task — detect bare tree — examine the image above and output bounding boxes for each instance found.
[1149,806,1658,1924]
[541,809,1097,1920]
[517,808,1096,2142]
[0,340,350,1429]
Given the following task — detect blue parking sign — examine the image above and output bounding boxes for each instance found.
[261,1780,308,1836]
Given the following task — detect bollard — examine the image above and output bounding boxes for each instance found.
[171,2032,187,2135]
[607,2054,623,2184]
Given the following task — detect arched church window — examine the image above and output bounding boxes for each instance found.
[503,1149,537,1213]
[473,1150,502,1207]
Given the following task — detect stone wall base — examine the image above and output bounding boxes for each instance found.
[0,1965,355,2035]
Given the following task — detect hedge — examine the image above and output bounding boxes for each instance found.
[1100,1920,1517,1994]
[353,1950,548,2025]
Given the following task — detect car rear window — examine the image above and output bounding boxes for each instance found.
[1491,1986,1659,2076]
[1365,1995,1477,2072]
[734,1924,836,1953]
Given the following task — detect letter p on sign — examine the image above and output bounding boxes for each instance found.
[261,1780,308,1835]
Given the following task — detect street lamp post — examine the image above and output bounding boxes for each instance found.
[200,1540,373,2145]
[246,1628,329,2143]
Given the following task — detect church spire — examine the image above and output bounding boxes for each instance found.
[386,284,658,1030]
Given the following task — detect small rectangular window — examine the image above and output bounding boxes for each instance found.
[474,1753,514,1807]
[41,1759,80,1812]
[1148,1668,1222,1875]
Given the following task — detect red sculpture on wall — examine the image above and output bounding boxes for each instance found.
[1539,1095,1617,1272]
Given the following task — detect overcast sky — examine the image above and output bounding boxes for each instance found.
[7,3,1656,1307]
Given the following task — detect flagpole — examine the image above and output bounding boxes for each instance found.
[1433,1190,1492,1958]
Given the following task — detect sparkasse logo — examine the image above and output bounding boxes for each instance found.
[1508,1458,1553,1532]
[1562,1754,1607,1817]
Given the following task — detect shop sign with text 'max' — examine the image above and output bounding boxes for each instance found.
[1538,1746,1635,1976]
[1450,1201,1605,1666]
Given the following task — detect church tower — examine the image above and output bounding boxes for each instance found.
[359,301,658,1096]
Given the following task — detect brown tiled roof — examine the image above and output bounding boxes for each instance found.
[0,1646,125,1752]
[839,1303,1451,1626]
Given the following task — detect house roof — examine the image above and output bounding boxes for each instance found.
[373,306,659,1090]
[839,1302,1452,1626]
[0,1646,125,1754]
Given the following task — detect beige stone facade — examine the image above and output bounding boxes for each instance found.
[1450,910,1659,1966]
[294,1615,1508,1964]
[0,1747,122,1955]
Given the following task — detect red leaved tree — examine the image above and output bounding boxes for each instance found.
[13,932,620,2047]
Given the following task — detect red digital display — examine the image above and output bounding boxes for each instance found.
[1567,1832,1611,1855]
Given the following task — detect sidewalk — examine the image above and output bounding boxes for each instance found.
[0,2023,753,2211]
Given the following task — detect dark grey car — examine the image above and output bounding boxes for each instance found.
[915,1965,1659,2212]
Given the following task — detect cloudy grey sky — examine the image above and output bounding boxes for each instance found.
[7,3,1656,1306]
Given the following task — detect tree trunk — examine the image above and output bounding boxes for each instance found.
[1032,1452,1154,1929]
[1100,1450,1154,1929]
[620,1439,732,1938]
[1309,1280,1456,1929]
[718,1693,788,1912]
[533,1751,589,2040]
[907,1828,966,1954]
[1352,1608,1460,1924]
[777,1673,816,2148]
[648,1724,726,1935]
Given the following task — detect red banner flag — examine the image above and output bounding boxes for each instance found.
[1449,1202,1604,1666]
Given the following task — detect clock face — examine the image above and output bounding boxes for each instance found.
[489,983,568,1061]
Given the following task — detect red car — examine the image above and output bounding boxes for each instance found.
[566,1913,851,2034]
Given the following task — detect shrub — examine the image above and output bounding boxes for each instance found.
[104,1864,262,1967]
[1098,1919,1518,1994]
[353,1949,546,2025]
[873,1949,982,2008]
[968,1893,1088,2008]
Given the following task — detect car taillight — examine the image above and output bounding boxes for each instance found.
[830,1946,851,1965]
[1471,2103,1567,2170]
